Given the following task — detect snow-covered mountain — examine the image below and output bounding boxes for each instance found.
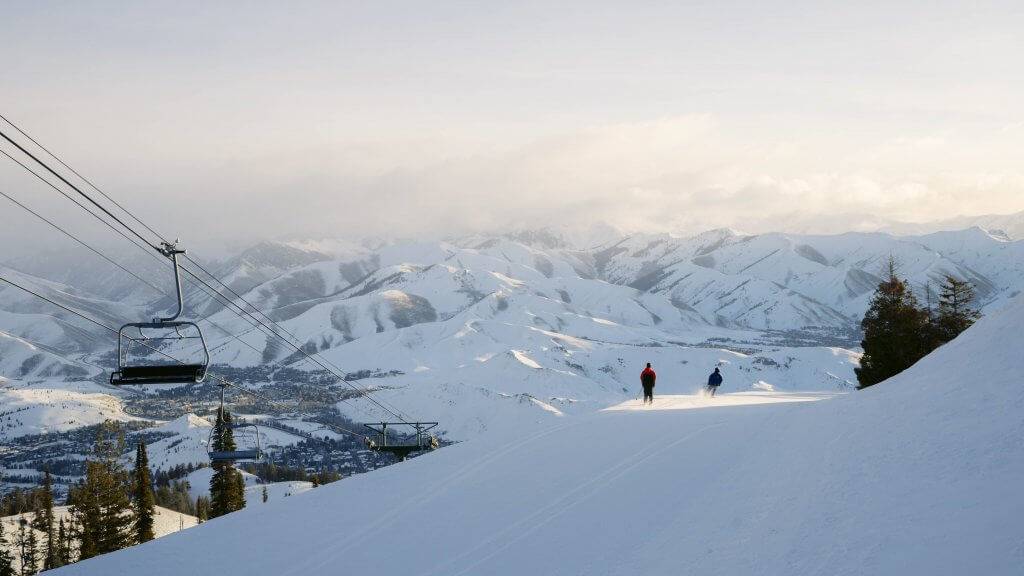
[2,227,1022,442]
[0,381,142,439]
[596,227,1019,329]
[882,209,1024,240]
[53,292,1024,575]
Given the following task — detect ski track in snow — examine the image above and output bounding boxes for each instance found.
[284,417,589,576]
[437,422,724,576]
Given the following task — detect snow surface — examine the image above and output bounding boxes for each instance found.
[138,414,308,473]
[0,381,143,439]
[55,295,1024,575]
[179,462,313,502]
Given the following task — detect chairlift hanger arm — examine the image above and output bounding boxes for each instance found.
[158,241,186,323]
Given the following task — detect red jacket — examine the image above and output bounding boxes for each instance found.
[641,367,656,387]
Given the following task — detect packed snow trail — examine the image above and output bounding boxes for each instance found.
[604,390,838,412]
[56,297,1024,575]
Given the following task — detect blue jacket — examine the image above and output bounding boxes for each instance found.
[708,371,723,386]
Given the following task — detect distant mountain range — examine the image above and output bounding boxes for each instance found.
[737,209,1024,241]
[2,225,1022,441]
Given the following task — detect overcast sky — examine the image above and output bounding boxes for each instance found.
[2,1,1023,253]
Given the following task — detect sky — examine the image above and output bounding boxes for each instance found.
[1,0,1023,253]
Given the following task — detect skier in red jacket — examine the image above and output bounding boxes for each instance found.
[640,363,656,405]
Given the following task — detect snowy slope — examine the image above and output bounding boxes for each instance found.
[139,414,308,472]
[0,329,97,380]
[55,296,1024,575]
[139,414,216,472]
[0,381,142,439]
[180,467,313,505]
[326,308,859,438]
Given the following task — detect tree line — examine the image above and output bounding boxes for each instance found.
[0,408,261,574]
[856,261,981,389]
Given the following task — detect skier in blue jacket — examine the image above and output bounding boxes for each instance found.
[705,367,723,397]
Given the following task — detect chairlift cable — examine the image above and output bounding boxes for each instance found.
[0,272,371,441]
[0,115,419,425]
[0,149,276,359]
[1,134,410,422]
[181,258,416,423]
[0,112,169,243]
[0,127,159,252]
[2,137,400,420]
[0,188,165,294]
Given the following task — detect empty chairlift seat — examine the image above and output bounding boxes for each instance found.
[208,422,263,463]
[109,321,210,386]
[109,242,210,386]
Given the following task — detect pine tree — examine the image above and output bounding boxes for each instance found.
[17,518,37,576]
[209,408,246,518]
[54,518,67,569]
[0,520,16,576]
[33,471,57,570]
[29,500,45,573]
[132,442,156,544]
[855,260,931,389]
[936,274,981,343]
[231,468,247,511]
[71,421,133,560]
[60,516,76,566]
[194,497,209,523]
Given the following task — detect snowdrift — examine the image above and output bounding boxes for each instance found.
[56,297,1024,575]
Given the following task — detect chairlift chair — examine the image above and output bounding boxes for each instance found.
[209,421,264,463]
[110,242,210,386]
[363,422,439,461]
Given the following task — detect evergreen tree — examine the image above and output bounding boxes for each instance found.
[16,518,37,576]
[29,501,45,573]
[194,497,210,523]
[936,274,981,343]
[855,260,931,388]
[132,442,156,544]
[59,517,76,566]
[209,408,246,518]
[33,471,56,570]
[54,518,67,569]
[0,520,15,576]
[262,486,268,503]
[70,422,133,560]
[234,469,246,508]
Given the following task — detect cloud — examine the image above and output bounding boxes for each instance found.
[324,115,1023,238]
[3,114,1023,256]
